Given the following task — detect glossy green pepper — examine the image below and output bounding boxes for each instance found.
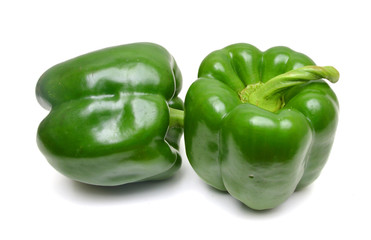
[36,43,183,186]
[184,43,339,210]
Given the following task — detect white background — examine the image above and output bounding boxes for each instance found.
[1,0,370,239]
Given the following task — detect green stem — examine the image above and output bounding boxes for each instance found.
[169,107,184,128]
[239,65,339,112]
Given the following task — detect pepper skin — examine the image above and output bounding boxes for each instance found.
[184,43,339,210]
[36,43,183,186]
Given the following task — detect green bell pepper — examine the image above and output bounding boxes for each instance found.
[36,43,184,186]
[184,43,339,210]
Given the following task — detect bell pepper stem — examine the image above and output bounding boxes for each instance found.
[169,107,184,128]
[240,66,339,112]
